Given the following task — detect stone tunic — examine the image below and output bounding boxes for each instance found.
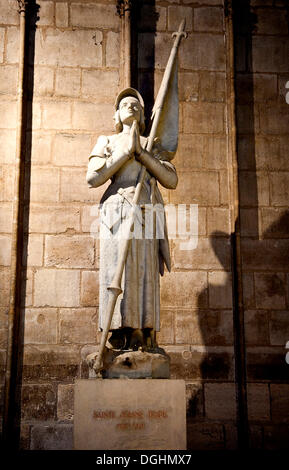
[89,135,174,332]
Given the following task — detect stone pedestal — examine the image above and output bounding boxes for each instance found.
[74,379,186,450]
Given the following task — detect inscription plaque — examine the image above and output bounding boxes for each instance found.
[74,379,186,450]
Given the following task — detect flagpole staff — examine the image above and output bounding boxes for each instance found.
[93,19,187,374]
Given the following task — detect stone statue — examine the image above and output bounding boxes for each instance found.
[86,88,177,352]
[86,20,186,376]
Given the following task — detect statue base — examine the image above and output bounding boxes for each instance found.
[74,379,186,450]
[86,347,170,379]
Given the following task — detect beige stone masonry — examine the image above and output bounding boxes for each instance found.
[34,269,80,307]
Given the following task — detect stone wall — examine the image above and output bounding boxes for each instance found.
[0,0,288,451]
[235,0,289,449]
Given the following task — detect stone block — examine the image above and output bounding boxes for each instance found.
[186,382,203,418]
[263,424,289,450]
[34,269,80,307]
[241,239,289,271]
[138,33,172,69]
[157,309,174,345]
[242,273,255,309]
[254,273,286,309]
[175,309,233,346]
[217,170,229,208]
[0,203,12,233]
[252,37,289,73]
[57,384,74,421]
[270,384,289,423]
[240,208,260,237]
[171,171,219,205]
[174,134,204,169]
[207,208,230,235]
[0,130,16,164]
[224,424,238,450]
[0,28,4,63]
[0,65,17,94]
[60,168,101,203]
[19,424,31,451]
[0,165,14,201]
[236,74,277,104]
[81,201,107,234]
[0,235,11,266]
[26,101,42,130]
[237,135,256,171]
[23,234,44,267]
[239,171,269,207]
[21,267,33,308]
[106,32,120,67]
[23,344,80,381]
[28,131,51,165]
[180,34,225,71]
[175,134,226,170]
[0,307,8,329]
[0,100,17,129]
[29,204,80,234]
[160,271,208,308]
[52,133,91,167]
[179,72,199,103]
[260,104,289,135]
[236,104,260,134]
[56,2,69,28]
[278,74,289,105]
[270,172,289,206]
[42,102,71,130]
[4,26,19,64]
[59,307,97,344]
[194,7,224,32]
[0,327,7,349]
[72,101,113,132]
[244,310,269,345]
[37,1,54,26]
[187,422,224,451]
[21,384,56,420]
[247,383,270,421]
[183,102,224,133]
[29,167,59,202]
[74,379,186,450]
[23,308,58,344]
[80,270,99,307]
[255,8,288,35]
[204,383,237,420]
[45,234,94,268]
[82,70,119,101]
[208,271,232,308]
[138,5,167,31]
[55,68,81,97]
[164,347,234,380]
[0,0,19,25]
[35,29,102,68]
[31,425,73,450]
[249,424,263,449]
[269,311,289,346]
[168,6,193,31]
[5,26,19,64]
[199,71,225,102]
[173,236,231,270]
[70,3,119,29]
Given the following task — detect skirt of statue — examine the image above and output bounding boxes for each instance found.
[98,193,160,332]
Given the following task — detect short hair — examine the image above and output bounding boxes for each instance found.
[113,100,145,135]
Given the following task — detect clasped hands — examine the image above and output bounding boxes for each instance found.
[127,120,143,159]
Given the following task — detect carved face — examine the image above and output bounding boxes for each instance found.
[118,96,142,125]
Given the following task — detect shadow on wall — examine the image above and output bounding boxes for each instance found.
[5,0,40,451]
